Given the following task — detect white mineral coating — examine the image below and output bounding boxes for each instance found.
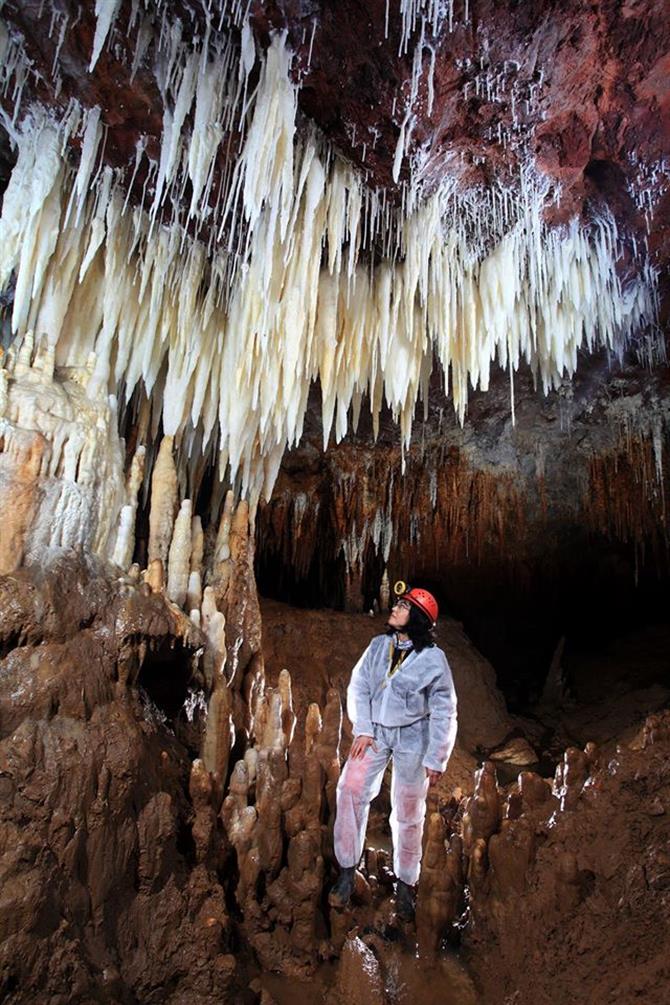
[214,490,235,564]
[244,746,258,784]
[89,0,123,71]
[111,444,146,569]
[0,333,125,573]
[201,585,227,680]
[112,504,135,570]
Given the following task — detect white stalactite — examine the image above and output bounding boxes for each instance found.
[0,21,661,521]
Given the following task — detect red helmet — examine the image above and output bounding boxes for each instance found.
[404,587,438,624]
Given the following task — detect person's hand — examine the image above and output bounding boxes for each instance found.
[350,735,377,759]
[425,767,442,787]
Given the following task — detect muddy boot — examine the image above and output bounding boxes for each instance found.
[396,880,416,921]
[329,866,356,908]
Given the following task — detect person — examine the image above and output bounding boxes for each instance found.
[329,586,458,918]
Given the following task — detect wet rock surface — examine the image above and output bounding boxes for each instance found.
[0,557,669,1002]
[463,714,670,1005]
[0,556,235,1003]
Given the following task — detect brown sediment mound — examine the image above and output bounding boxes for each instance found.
[462,715,670,1005]
[0,556,236,1004]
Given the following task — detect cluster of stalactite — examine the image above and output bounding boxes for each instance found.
[256,440,526,610]
[255,405,670,611]
[0,3,662,509]
[585,429,669,566]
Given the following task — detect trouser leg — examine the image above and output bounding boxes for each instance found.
[390,721,430,886]
[334,732,390,869]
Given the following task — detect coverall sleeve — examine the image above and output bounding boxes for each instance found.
[422,652,458,772]
[346,642,375,738]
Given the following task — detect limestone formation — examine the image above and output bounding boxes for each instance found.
[0,335,125,573]
[219,678,342,975]
[0,558,234,1002]
[330,935,386,1005]
[554,746,590,811]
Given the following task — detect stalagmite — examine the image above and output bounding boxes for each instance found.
[189,758,217,863]
[186,571,203,615]
[462,761,502,863]
[554,746,589,811]
[167,498,193,608]
[191,515,204,576]
[278,668,297,748]
[144,558,165,593]
[201,684,234,798]
[259,690,286,752]
[417,817,463,955]
[256,748,288,875]
[519,770,552,810]
[379,567,390,611]
[148,436,178,566]
[201,585,226,688]
[111,444,146,569]
[488,817,536,899]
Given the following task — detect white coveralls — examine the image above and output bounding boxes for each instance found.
[334,634,458,886]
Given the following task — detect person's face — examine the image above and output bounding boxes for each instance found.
[387,597,411,631]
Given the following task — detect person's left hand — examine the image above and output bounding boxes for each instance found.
[425,768,442,787]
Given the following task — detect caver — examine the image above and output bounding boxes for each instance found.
[330,585,458,919]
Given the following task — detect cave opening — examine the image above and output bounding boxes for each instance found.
[136,639,204,757]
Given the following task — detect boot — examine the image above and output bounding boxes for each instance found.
[395,879,416,921]
[329,866,356,908]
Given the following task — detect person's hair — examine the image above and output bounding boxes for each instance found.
[387,603,436,652]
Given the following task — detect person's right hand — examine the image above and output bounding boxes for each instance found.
[350,735,377,759]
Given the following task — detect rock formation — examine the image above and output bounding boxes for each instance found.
[0,0,668,1002]
[0,557,236,1003]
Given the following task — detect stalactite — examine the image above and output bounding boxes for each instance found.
[256,442,527,610]
[585,429,669,560]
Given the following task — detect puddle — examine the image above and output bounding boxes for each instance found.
[259,945,478,1005]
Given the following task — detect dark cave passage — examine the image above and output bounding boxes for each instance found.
[256,530,670,720]
[136,639,205,757]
